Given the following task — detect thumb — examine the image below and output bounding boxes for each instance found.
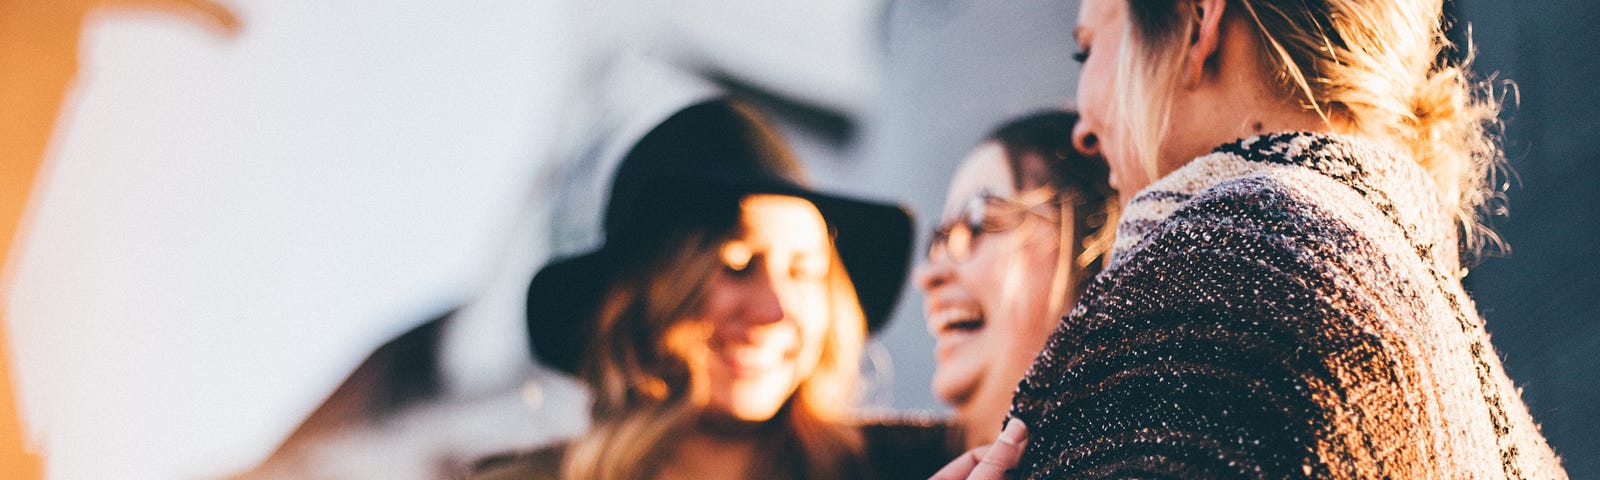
[968,418,1028,479]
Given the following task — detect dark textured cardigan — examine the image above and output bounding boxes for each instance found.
[1009,133,1564,478]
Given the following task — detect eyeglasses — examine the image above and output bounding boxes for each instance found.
[927,188,1061,263]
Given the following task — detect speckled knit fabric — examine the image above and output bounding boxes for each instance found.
[1009,133,1566,478]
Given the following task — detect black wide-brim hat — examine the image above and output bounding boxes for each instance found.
[526,98,914,375]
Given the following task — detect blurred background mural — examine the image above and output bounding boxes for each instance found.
[1,0,1594,478]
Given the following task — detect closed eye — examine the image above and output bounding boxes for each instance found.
[790,257,828,281]
[722,241,754,274]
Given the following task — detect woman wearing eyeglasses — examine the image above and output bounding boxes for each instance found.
[914,110,1118,450]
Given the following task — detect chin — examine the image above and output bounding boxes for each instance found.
[726,407,781,422]
[713,384,795,422]
[930,369,979,407]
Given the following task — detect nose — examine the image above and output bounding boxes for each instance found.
[739,267,787,326]
[913,257,952,294]
[1072,122,1100,157]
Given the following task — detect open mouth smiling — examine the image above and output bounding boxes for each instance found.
[929,307,986,335]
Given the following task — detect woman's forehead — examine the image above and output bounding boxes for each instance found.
[945,144,1017,216]
[736,194,829,250]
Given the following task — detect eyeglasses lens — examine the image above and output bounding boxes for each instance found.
[928,195,989,263]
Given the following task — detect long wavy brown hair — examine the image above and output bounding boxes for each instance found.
[562,221,868,480]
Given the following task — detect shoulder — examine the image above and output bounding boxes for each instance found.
[1114,155,1394,272]
[1112,166,1428,318]
[1174,168,1365,244]
[856,416,961,480]
[1010,179,1435,478]
[1111,132,1421,273]
[1116,177,1348,283]
[1083,172,1401,356]
[466,442,567,480]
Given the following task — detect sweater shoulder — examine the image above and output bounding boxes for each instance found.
[1127,170,1371,278]
[1009,173,1425,478]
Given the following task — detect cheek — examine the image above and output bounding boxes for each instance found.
[1077,67,1107,118]
[1107,151,1143,193]
[1076,49,1115,123]
[789,291,832,362]
[1079,74,1141,197]
[1015,242,1065,334]
[974,235,1060,330]
[988,290,1058,373]
[1075,36,1131,168]
[698,276,737,322]
[958,258,1006,309]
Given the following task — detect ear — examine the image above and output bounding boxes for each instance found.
[1183,0,1228,88]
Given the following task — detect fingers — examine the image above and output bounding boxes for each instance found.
[967,419,1028,480]
[929,445,989,480]
[927,419,1030,480]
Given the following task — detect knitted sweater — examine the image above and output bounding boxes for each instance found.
[1009,133,1565,478]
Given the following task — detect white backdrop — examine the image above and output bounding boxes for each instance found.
[5,1,572,478]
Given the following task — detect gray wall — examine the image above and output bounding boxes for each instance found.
[1458,1,1600,477]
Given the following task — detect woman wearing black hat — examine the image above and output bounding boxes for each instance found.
[471,99,952,479]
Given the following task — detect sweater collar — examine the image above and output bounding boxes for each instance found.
[1109,132,1451,270]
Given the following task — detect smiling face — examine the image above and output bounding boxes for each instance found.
[915,143,1070,443]
[695,194,835,423]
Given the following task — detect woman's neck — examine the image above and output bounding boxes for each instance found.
[653,423,766,480]
[1159,12,1350,176]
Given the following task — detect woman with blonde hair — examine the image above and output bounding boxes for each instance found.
[939,0,1567,478]
[472,99,952,479]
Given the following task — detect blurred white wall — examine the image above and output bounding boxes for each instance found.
[5,1,574,478]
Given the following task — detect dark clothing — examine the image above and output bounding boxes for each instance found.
[861,419,961,480]
[1009,133,1564,478]
[467,418,956,479]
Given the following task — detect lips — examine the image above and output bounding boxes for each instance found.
[928,305,986,370]
[928,306,986,335]
[713,339,792,376]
